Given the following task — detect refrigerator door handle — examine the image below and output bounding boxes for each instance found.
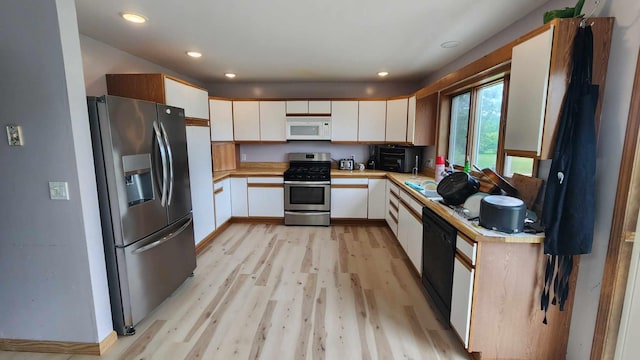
[132,217,193,255]
[153,120,168,207]
[160,122,174,206]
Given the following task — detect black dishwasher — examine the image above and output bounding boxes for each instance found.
[422,206,457,321]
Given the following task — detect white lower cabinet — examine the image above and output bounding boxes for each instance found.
[247,177,284,217]
[230,177,248,217]
[214,178,232,228]
[385,181,399,236]
[331,178,368,218]
[397,189,424,273]
[406,209,423,273]
[397,205,411,254]
[367,178,386,219]
[451,255,475,349]
[185,126,215,245]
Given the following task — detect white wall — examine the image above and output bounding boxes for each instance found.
[424,0,639,358]
[80,35,204,96]
[0,0,111,343]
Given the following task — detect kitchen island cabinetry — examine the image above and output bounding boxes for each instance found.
[213,178,232,228]
[358,100,386,142]
[504,17,613,158]
[106,73,209,120]
[247,177,284,217]
[331,178,368,219]
[330,101,359,142]
[209,98,234,141]
[385,98,408,143]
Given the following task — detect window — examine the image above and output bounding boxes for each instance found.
[446,79,535,176]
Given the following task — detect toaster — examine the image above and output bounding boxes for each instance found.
[339,159,354,170]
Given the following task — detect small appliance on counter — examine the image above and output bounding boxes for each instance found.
[479,195,526,233]
[338,158,355,170]
[377,145,423,173]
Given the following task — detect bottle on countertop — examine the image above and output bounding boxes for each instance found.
[435,155,446,183]
[463,156,471,174]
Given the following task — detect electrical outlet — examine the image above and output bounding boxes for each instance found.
[6,125,23,146]
[241,153,247,161]
[426,159,433,168]
[49,182,69,200]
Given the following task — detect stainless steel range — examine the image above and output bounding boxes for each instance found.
[284,152,331,226]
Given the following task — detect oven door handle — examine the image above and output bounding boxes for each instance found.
[285,211,330,216]
[284,181,331,185]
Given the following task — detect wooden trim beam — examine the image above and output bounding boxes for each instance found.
[185,118,209,127]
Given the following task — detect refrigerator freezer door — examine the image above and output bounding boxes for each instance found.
[100,96,169,246]
[119,214,196,329]
[157,104,192,223]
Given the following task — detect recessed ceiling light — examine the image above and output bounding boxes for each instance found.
[440,41,460,48]
[186,51,202,58]
[225,73,237,79]
[377,71,389,77]
[120,12,147,24]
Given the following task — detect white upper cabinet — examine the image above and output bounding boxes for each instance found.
[286,100,331,114]
[163,77,209,119]
[358,100,386,142]
[233,101,260,141]
[259,101,286,142]
[385,98,408,143]
[504,26,554,156]
[330,101,359,142]
[209,99,234,141]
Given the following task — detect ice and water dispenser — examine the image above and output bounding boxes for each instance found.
[122,154,154,206]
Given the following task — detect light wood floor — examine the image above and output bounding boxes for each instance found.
[0,223,469,360]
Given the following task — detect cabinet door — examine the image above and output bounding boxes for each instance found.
[368,178,386,219]
[163,77,209,119]
[451,255,475,349]
[209,99,234,141]
[504,26,554,156]
[331,179,368,218]
[230,177,248,217]
[385,181,399,237]
[385,98,408,143]
[308,101,331,114]
[259,101,286,141]
[233,101,260,141]
[406,210,423,273]
[248,187,284,217]
[358,101,386,142]
[186,126,215,245]
[214,178,232,227]
[331,101,359,142]
[286,100,308,114]
[397,204,411,253]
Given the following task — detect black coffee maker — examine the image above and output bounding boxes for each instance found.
[366,145,377,169]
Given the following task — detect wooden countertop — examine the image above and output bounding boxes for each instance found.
[213,167,544,244]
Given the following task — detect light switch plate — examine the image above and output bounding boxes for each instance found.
[49,182,69,200]
[6,125,24,146]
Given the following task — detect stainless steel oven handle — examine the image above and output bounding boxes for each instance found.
[285,211,331,216]
[284,181,331,185]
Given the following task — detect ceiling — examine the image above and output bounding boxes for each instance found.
[75,0,550,83]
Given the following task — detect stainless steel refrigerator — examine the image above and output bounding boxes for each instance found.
[87,95,196,335]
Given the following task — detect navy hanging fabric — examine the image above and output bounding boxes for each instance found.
[540,24,598,324]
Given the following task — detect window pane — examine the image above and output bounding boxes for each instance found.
[449,92,470,166]
[473,82,503,170]
[504,156,534,177]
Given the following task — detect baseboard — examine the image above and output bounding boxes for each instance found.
[331,219,387,226]
[195,222,231,254]
[0,330,117,355]
[231,217,285,224]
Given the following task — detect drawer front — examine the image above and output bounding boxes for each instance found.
[331,178,368,186]
[247,177,284,184]
[456,234,477,266]
[388,182,400,196]
[400,190,423,215]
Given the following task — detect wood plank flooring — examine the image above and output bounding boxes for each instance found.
[0,224,469,360]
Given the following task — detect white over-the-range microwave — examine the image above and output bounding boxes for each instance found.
[286,117,331,140]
